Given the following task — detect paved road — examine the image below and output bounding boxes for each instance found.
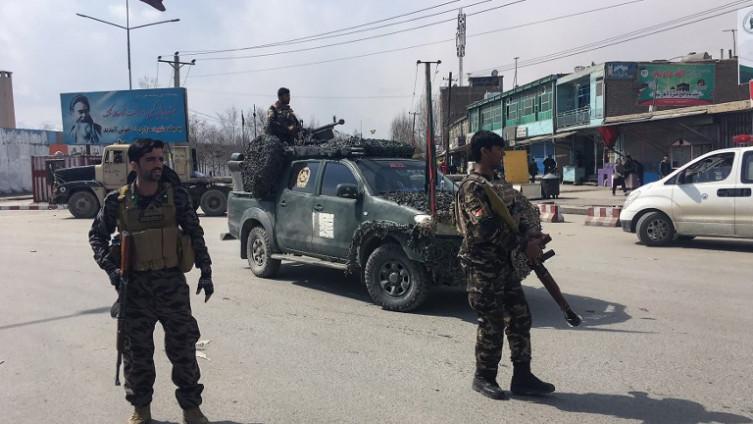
[1,210,752,424]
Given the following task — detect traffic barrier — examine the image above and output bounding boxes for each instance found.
[585,206,622,227]
[0,203,67,211]
[538,203,564,223]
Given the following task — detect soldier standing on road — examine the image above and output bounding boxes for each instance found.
[89,139,215,424]
[455,130,555,400]
[265,87,302,144]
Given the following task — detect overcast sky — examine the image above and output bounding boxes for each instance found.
[0,0,747,136]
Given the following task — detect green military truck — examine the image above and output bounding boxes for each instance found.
[52,143,231,218]
[222,150,464,311]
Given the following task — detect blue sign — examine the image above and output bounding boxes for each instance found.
[60,88,188,145]
[606,62,637,80]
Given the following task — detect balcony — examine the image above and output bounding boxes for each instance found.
[557,106,592,129]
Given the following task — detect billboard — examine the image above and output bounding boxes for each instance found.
[606,62,637,80]
[637,64,715,107]
[60,88,188,145]
[739,6,753,84]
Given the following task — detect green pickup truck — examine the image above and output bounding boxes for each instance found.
[223,153,464,311]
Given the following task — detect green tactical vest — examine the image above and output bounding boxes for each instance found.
[117,183,194,273]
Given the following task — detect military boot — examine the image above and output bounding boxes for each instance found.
[510,361,555,396]
[127,405,151,424]
[183,407,210,424]
[472,370,508,400]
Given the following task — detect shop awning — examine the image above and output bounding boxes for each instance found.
[514,131,575,145]
[602,100,753,127]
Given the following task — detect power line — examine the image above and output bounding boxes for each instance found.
[188,88,411,99]
[195,0,526,62]
[183,0,468,56]
[472,0,753,74]
[189,0,647,79]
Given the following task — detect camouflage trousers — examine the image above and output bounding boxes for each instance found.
[122,269,203,409]
[465,262,532,375]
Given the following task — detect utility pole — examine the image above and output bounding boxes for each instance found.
[158,52,196,87]
[456,9,466,87]
[76,0,179,90]
[443,72,457,165]
[408,111,419,146]
[417,59,441,217]
[723,29,738,57]
[513,57,520,87]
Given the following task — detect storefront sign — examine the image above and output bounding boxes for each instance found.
[606,63,637,80]
[637,64,715,107]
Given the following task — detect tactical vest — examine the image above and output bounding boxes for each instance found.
[117,183,194,273]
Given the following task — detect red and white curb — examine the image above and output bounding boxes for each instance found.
[0,203,67,211]
[585,206,622,227]
[538,203,565,223]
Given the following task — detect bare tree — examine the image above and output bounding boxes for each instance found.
[390,112,414,145]
[138,75,159,89]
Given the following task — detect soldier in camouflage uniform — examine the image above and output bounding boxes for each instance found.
[455,130,555,400]
[89,139,214,424]
[265,87,302,144]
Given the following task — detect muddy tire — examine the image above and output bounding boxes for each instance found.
[363,243,429,312]
[68,190,99,219]
[247,227,280,278]
[200,189,227,216]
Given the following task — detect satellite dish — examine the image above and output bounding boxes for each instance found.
[491,69,499,77]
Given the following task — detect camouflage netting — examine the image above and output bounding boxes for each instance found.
[379,191,456,225]
[240,135,415,199]
[240,134,287,198]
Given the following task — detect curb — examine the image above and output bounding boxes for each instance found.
[0,204,67,211]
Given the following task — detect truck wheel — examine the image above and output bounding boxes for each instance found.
[637,212,675,246]
[247,227,280,278]
[364,244,429,312]
[68,191,99,219]
[200,189,227,216]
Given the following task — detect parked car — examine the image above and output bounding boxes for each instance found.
[620,146,753,246]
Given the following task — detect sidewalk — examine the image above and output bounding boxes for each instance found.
[532,183,628,215]
[0,194,65,211]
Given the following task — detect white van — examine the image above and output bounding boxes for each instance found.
[620,146,753,246]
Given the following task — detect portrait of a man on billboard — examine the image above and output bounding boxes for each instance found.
[68,94,102,144]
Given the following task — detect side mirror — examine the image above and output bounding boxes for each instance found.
[336,183,359,199]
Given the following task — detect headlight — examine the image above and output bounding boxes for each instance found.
[58,186,67,193]
[414,214,432,225]
[623,189,641,208]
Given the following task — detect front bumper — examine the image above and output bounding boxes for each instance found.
[619,209,636,233]
[621,219,633,233]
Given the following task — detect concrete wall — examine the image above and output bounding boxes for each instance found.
[0,129,61,194]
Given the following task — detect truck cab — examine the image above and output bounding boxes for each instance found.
[53,144,231,218]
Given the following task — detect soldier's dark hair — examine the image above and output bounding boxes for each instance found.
[69,95,90,111]
[469,131,505,162]
[128,138,165,163]
[277,87,290,97]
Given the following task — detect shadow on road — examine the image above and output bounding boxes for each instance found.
[529,391,752,424]
[673,238,753,253]
[0,306,110,331]
[275,263,636,332]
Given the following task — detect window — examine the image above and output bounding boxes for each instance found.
[480,102,502,131]
[522,94,535,116]
[288,161,321,193]
[355,159,456,194]
[743,151,753,184]
[108,150,125,164]
[321,162,358,196]
[538,88,551,113]
[507,98,518,121]
[469,109,480,132]
[681,153,734,184]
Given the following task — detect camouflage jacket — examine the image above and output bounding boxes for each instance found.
[455,172,523,268]
[88,169,212,276]
[264,102,301,142]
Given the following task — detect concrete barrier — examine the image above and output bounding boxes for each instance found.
[538,203,564,223]
[585,206,622,227]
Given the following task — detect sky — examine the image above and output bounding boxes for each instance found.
[0,0,748,137]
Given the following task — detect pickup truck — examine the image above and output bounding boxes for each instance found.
[52,144,232,218]
[223,153,463,312]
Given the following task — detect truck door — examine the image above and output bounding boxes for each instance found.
[275,160,321,252]
[311,161,362,259]
[102,148,129,190]
[672,152,736,237]
[735,150,753,237]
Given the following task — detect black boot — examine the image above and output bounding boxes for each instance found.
[510,362,555,396]
[472,370,508,400]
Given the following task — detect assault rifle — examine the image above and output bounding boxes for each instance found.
[531,235,582,327]
[114,231,131,386]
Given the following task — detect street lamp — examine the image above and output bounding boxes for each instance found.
[76,0,179,90]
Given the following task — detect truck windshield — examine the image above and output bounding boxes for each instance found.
[355,159,456,194]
